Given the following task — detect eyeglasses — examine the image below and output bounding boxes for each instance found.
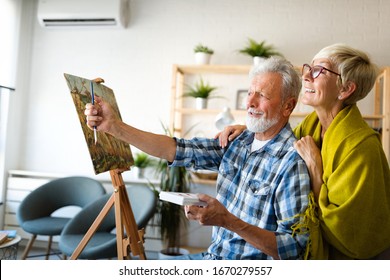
[302,63,341,80]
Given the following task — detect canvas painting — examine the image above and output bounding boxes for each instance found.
[64,73,134,174]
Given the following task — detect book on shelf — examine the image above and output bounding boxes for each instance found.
[159,191,207,206]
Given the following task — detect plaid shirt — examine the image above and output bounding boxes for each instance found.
[171,123,310,260]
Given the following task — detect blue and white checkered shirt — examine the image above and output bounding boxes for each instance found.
[171,123,310,260]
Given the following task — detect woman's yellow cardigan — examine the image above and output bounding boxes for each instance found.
[294,104,390,259]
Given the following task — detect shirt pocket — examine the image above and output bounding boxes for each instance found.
[219,160,239,182]
[248,179,271,195]
[244,179,272,219]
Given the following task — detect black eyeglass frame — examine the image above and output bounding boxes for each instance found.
[302,63,342,80]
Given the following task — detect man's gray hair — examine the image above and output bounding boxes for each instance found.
[249,56,302,102]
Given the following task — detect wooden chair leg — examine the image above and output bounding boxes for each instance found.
[45,236,53,260]
[21,235,37,260]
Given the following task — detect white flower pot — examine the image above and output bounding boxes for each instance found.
[158,247,190,259]
[195,52,211,65]
[133,167,145,179]
[195,98,208,110]
[253,56,265,66]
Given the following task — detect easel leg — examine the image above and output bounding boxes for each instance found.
[69,169,147,260]
[70,194,115,260]
[111,169,147,260]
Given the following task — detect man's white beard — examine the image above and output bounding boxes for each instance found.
[246,110,280,133]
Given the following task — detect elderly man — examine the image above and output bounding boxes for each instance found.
[85,56,310,260]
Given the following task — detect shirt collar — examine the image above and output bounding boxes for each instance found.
[239,123,295,157]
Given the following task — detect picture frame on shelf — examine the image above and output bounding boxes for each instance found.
[236,89,248,110]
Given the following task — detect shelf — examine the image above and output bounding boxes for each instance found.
[191,178,217,185]
[174,64,251,75]
[176,108,245,115]
[176,107,384,120]
[362,114,385,120]
[170,64,390,163]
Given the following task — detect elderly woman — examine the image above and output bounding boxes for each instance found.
[218,44,390,259]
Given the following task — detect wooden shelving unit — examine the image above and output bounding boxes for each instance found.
[375,67,390,161]
[170,64,390,163]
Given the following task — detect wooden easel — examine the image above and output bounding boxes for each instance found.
[70,169,146,260]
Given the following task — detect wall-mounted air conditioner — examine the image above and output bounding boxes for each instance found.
[37,0,130,28]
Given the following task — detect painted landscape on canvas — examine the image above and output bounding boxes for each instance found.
[64,73,134,174]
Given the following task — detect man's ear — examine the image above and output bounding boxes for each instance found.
[283,98,297,117]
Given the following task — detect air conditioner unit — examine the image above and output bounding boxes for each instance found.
[37,0,130,28]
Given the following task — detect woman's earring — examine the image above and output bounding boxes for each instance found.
[338,95,343,100]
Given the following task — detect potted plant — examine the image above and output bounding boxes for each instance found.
[133,152,154,179]
[183,77,221,109]
[239,38,282,65]
[194,43,214,65]
[149,123,192,258]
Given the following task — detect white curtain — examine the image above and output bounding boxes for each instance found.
[0,0,21,204]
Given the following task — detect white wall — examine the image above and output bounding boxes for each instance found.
[6,0,390,182]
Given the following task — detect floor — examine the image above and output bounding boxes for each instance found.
[12,239,159,260]
[17,242,64,260]
[4,237,202,260]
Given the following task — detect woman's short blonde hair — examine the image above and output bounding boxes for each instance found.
[313,43,379,105]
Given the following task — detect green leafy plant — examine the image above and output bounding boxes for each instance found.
[156,161,191,254]
[133,152,153,168]
[194,43,214,54]
[239,38,282,58]
[183,77,219,99]
[149,122,193,255]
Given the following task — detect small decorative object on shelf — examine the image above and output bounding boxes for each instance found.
[182,77,221,110]
[239,38,282,65]
[215,107,235,130]
[194,43,214,65]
